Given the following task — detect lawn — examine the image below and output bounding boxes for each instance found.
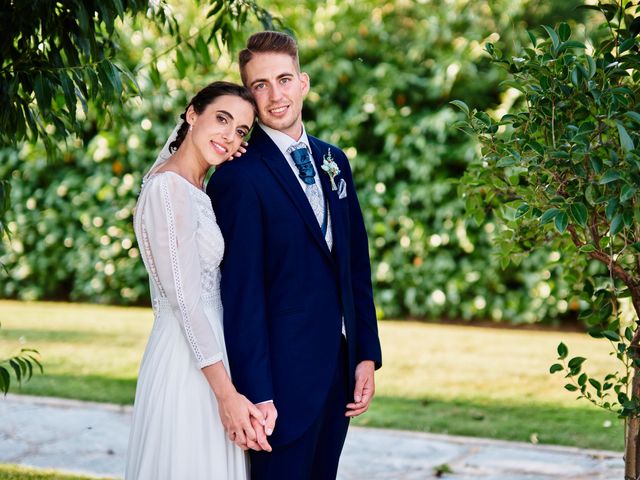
[0,464,111,479]
[0,300,624,450]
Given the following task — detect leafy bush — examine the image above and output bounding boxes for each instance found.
[1,0,590,323]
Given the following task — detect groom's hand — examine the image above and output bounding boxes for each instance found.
[248,402,277,452]
[258,402,278,436]
[346,360,376,417]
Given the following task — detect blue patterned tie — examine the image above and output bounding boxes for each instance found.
[289,146,316,185]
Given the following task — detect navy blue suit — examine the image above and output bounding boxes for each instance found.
[207,125,382,478]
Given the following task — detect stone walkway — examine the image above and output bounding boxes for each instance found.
[0,394,624,479]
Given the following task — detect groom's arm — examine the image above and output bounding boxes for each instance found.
[339,151,383,368]
[337,150,382,417]
[207,163,274,404]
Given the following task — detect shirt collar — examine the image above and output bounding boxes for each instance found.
[259,122,311,156]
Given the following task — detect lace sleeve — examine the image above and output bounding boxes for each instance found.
[142,173,223,368]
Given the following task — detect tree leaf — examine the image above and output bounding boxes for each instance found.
[550,363,563,374]
[599,169,621,184]
[568,356,586,370]
[610,214,624,235]
[579,244,596,253]
[621,185,636,202]
[569,202,588,227]
[34,73,52,113]
[515,204,530,219]
[175,48,187,78]
[450,100,470,117]
[590,157,603,174]
[625,111,640,125]
[606,197,619,221]
[588,378,602,391]
[9,359,21,383]
[540,208,560,225]
[603,330,621,341]
[555,211,569,233]
[565,384,579,392]
[0,367,9,395]
[616,122,634,152]
[558,40,587,52]
[542,25,560,51]
[619,37,636,54]
[59,72,77,120]
[557,342,568,359]
[558,22,571,42]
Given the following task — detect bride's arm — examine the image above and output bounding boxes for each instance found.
[144,174,222,367]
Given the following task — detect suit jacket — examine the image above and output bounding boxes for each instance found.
[207,125,382,446]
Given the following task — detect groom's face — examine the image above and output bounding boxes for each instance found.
[243,52,309,140]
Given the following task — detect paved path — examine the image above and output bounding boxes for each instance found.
[1,395,624,479]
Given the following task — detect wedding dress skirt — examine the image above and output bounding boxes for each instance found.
[124,295,248,479]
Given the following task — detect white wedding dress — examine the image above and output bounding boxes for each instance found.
[125,171,248,479]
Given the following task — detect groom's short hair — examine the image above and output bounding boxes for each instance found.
[239,31,300,86]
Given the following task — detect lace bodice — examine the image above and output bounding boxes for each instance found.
[134,171,225,368]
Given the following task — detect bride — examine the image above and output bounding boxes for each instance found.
[125,81,266,479]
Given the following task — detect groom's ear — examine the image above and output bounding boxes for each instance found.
[300,72,310,96]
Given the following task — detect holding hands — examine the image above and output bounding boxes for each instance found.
[203,361,275,451]
[217,389,265,451]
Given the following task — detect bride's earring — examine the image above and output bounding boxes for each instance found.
[189,125,193,132]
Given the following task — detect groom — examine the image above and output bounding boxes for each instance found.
[207,31,382,479]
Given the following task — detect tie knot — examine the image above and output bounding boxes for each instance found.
[287,143,316,185]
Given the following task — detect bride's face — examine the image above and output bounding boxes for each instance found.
[187,95,254,166]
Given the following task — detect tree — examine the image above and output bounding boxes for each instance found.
[0,0,277,393]
[455,1,640,476]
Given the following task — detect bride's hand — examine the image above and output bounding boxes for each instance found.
[217,390,265,450]
[227,141,249,161]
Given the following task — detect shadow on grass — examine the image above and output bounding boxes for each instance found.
[11,373,136,405]
[353,395,624,451]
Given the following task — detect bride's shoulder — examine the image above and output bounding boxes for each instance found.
[142,171,197,201]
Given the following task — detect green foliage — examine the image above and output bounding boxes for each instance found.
[456,0,640,418]
[0,0,277,155]
[0,344,43,395]
[1,0,589,323]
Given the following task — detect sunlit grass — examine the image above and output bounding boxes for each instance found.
[0,300,624,450]
[0,464,112,479]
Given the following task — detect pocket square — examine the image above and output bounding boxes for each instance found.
[337,179,347,199]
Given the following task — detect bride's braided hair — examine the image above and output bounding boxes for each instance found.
[168,81,256,153]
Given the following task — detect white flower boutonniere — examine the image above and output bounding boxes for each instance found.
[321,149,341,191]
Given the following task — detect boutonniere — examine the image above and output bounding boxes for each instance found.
[321,149,341,191]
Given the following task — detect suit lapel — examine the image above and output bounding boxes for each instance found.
[253,126,333,263]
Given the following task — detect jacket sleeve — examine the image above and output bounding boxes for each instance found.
[207,164,274,402]
[339,152,383,369]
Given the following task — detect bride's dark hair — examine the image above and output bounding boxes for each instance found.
[168,81,256,153]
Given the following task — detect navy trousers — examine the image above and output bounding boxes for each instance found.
[249,340,350,480]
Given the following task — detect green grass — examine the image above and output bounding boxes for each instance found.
[0,464,112,479]
[0,300,624,450]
